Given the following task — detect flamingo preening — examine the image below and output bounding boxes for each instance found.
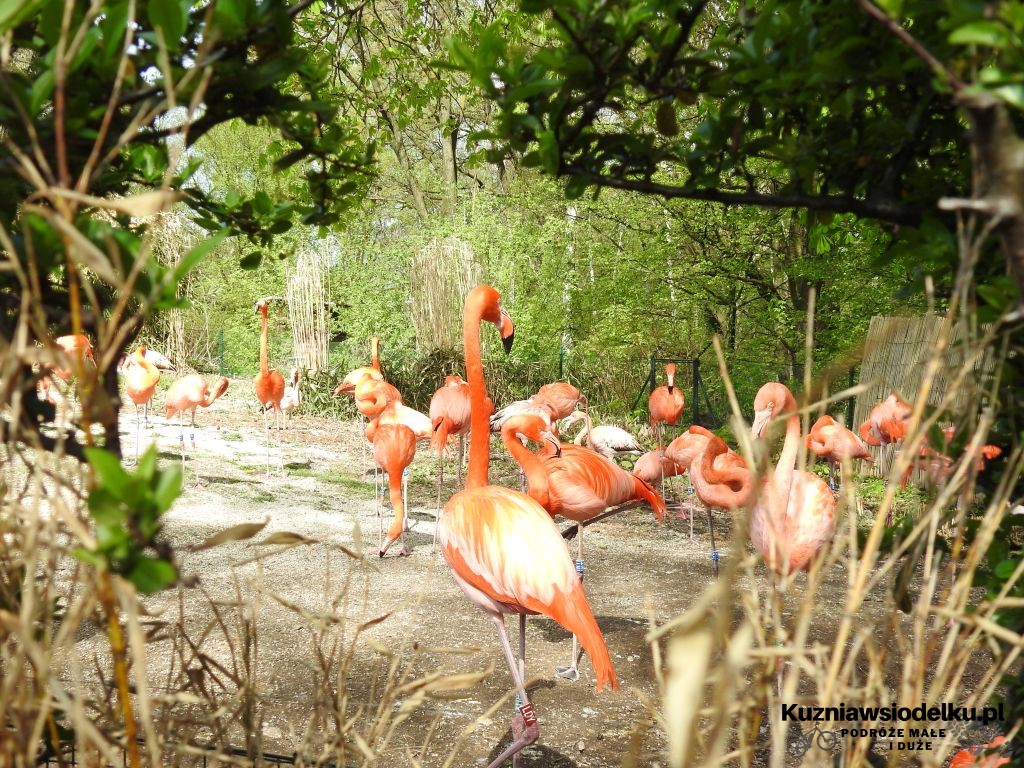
[254,298,286,475]
[648,363,685,448]
[123,346,160,460]
[336,336,383,395]
[500,412,665,680]
[429,374,480,517]
[437,285,617,768]
[750,383,836,578]
[806,414,871,489]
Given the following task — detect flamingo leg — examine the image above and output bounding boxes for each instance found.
[555,532,584,682]
[487,614,539,768]
[262,404,271,478]
[403,467,410,532]
[134,404,141,464]
[457,434,465,485]
[178,411,185,481]
[707,505,719,579]
[190,409,197,449]
[143,401,150,429]
[433,455,444,553]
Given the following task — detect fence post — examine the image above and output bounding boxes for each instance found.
[648,355,656,393]
[846,366,856,428]
[218,330,225,376]
[692,358,700,425]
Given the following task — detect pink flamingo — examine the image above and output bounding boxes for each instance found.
[750,383,836,577]
[437,285,617,767]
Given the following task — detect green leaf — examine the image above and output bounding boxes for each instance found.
[148,0,188,51]
[29,69,54,116]
[948,21,1009,48]
[994,559,1018,580]
[127,557,177,593]
[172,228,229,283]
[239,251,263,269]
[153,466,182,513]
[85,447,130,497]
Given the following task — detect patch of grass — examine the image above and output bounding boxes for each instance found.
[221,431,243,442]
[288,466,374,492]
[251,490,275,503]
[855,475,929,524]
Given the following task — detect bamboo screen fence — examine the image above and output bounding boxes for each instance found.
[853,314,993,429]
[286,249,330,372]
[409,237,481,352]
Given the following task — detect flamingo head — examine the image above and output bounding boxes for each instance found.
[444,375,464,387]
[751,382,796,438]
[502,413,560,456]
[254,298,269,314]
[665,362,676,392]
[467,285,514,354]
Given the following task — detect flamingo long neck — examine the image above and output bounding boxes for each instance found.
[259,306,269,376]
[700,438,752,508]
[134,350,158,382]
[501,430,550,506]
[574,412,592,447]
[464,296,490,489]
[772,411,801,508]
[371,338,380,371]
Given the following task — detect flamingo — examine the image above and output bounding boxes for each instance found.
[346,376,402,420]
[531,381,586,419]
[437,285,617,767]
[118,347,174,374]
[859,391,912,478]
[499,413,666,680]
[279,368,301,427]
[490,399,559,434]
[631,450,683,489]
[124,346,160,461]
[429,374,481,514]
[949,736,1010,768]
[254,298,286,475]
[164,375,230,452]
[372,423,417,557]
[52,333,95,380]
[750,383,837,577]
[363,401,431,539]
[561,410,642,459]
[648,363,685,448]
[336,336,383,394]
[665,426,750,556]
[899,425,1002,490]
[806,414,872,489]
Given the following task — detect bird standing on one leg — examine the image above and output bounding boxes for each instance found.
[253,298,286,476]
[437,285,618,768]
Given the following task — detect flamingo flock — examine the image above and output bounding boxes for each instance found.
[39,286,1003,768]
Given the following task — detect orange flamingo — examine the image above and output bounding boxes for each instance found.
[437,285,617,767]
[429,374,486,515]
[500,412,665,680]
[900,425,1002,490]
[346,377,402,420]
[336,337,383,394]
[164,375,230,449]
[531,381,586,419]
[52,333,95,380]
[806,414,871,489]
[372,423,417,557]
[648,362,685,453]
[750,383,836,577]
[859,391,912,478]
[124,346,161,461]
[665,426,750,558]
[949,736,1010,768]
[632,449,682,489]
[254,298,286,474]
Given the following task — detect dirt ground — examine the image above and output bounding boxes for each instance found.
[58,380,999,767]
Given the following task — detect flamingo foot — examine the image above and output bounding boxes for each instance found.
[554,663,580,681]
[487,713,539,768]
[672,507,690,520]
[376,545,411,558]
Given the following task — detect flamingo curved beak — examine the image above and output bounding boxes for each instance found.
[542,430,561,457]
[751,409,772,438]
[498,306,515,354]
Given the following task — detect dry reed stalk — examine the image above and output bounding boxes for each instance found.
[409,237,481,352]
[287,248,330,372]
